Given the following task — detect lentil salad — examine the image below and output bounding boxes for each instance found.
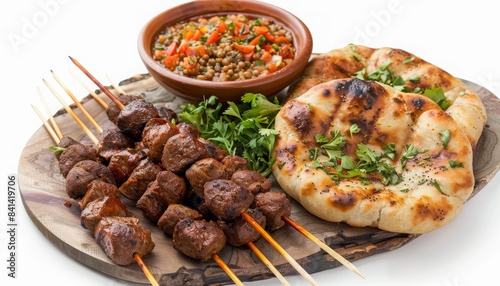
[152,14,296,81]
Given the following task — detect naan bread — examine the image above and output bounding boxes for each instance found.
[287,44,487,149]
[273,78,474,234]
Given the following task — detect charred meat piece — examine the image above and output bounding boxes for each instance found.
[157,204,202,236]
[231,170,272,195]
[192,198,217,221]
[135,182,164,223]
[108,148,146,187]
[221,155,248,176]
[252,192,291,231]
[221,208,266,247]
[141,118,179,163]
[80,196,128,234]
[65,160,116,199]
[97,128,134,162]
[54,136,81,161]
[172,218,226,261]
[106,94,144,124]
[161,133,208,174]
[157,106,179,123]
[116,99,160,141]
[136,170,187,222]
[204,179,254,221]
[79,180,121,210]
[58,143,98,178]
[155,170,187,206]
[119,158,163,201]
[176,122,199,138]
[94,216,155,266]
[185,158,229,198]
[57,135,81,148]
[198,138,227,161]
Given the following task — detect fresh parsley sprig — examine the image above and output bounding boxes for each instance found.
[179,93,281,177]
[309,128,431,186]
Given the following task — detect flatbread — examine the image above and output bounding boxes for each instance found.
[273,78,474,234]
[286,44,487,149]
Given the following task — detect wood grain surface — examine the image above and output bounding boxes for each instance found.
[18,74,500,285]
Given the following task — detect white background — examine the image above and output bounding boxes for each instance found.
[1,0,500,285]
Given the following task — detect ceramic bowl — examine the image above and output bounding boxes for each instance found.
[138,0,312,103]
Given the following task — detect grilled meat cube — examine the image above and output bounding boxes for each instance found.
[176,122,199,138]
[198,138,227,161]
[94,216,155,266]
[192,198,217,221]
[221,208,266,247]
[252,192,291,231]
[119,158,162,201]
[157,204,202,236]
[161,133,208,174]
[116,99,159,141]
[106,94,144,124]
[57,135,81,148]
[54,136,81,161]
[141,118,179,163]
[108,148,146,187]
[157,106,179,123]
[97,128,134,161]
[221,155,248,176]
[172,218,226,261]
[176,122,226,161]
[135,182,164,223]
[79,180,121,210]
[204,179,254,221]
[58,143,98,178]
[136,170,187,222]
[154,170,187,205]
[231,170,271,195]
[65,160,116,199]
[185,158,229,198]
[80,196,128,234]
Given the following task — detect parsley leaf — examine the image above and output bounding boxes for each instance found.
[423,87,451,110]
[440,129,451,147]
[401,143,427,167]
[349,124,360,137]
[449,160,464,168]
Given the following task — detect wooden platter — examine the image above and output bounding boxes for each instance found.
[18,73,500,285]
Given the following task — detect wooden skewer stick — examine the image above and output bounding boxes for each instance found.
[69,56,125,110]
[43,78,99,145]
[241,212,318,286]
[211,253,245,286]
[51,70,104,133]
[106,73,126,95]
[133,253,159,286]
[32,104,60,144]
[282,215,365,279]
[37,87,63,140]
[69,69,109,109]
[51,70,104,134]
[247,241,290,286]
